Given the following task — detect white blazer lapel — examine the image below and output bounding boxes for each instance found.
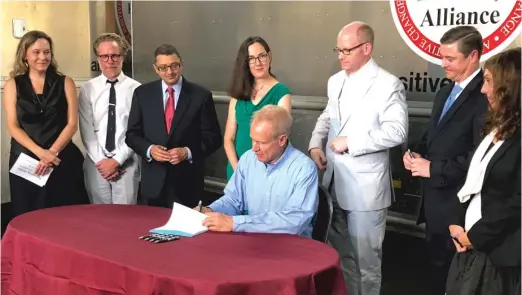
[338,75,375,134]
[333,79,346,134]
[338,59,379,134]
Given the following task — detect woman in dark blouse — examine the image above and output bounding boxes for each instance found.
[3,30,85,218]
[446,47,521,295]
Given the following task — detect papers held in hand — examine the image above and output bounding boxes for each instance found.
[149,202,209,237]
[9,153,53,187]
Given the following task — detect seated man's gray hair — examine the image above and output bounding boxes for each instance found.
[251,105,293,138]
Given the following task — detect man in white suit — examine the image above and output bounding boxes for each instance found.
[309,22,408,295]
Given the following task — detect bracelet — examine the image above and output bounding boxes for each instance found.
[49,148,59,156]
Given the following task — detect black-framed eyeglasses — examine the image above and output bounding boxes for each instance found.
[333,43,367,56]
[247,52,269,64]
[155,63,182,72]
[98,54,122,62]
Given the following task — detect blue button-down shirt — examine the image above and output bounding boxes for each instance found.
[208,144,319,237]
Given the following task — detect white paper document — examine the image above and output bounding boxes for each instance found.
[9,153,53,187]
[150,202,209,237]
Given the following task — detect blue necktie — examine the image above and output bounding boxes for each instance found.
[438,84,463,123]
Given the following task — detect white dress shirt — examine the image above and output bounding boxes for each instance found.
[79,71,141,164]
[454,67,481,100]
[161,76,182,110]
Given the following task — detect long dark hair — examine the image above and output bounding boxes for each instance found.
[228,36,274,101]
[483,47,521,140]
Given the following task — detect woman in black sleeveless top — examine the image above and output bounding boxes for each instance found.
[3,30,86,218]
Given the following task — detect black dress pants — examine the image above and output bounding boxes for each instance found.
[426,230,457,295]
[146,177,182,209]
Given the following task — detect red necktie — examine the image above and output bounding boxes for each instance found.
[165,86,175,133]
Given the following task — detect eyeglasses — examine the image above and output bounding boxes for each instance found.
[98,54,122,62]
[247,52,269,64]
[155,63,181,72]
[333,43,367,56]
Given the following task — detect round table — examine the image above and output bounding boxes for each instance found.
[1,205,346,295]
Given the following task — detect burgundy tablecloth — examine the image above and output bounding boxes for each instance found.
[1,204,346,295]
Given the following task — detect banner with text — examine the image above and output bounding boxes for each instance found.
[390,0,521,65]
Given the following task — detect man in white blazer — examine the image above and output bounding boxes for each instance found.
[309,21,408,295]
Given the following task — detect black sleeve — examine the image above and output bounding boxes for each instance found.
[448,198,470,228]
[468,163,521,251]
[429,102,487,188]
[415,131,428,155]
[125,89,153,158]
[192,91,222,161]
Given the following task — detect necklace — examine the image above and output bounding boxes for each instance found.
[29,79,45,114]
[252,85,264,99]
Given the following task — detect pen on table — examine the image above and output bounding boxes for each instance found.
[197,200,203,212]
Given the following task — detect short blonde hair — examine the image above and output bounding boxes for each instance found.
[93,33,129,56]
[251,105,292,138]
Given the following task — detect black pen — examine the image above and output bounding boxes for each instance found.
[197,200,203,212]
[452,236,464,248]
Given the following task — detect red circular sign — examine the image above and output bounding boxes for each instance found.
[116,0,132,46]
[390,0,522,64]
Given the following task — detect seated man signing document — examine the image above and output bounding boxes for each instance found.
[200,105,319,237]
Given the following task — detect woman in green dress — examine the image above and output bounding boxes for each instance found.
[224,36,292,180]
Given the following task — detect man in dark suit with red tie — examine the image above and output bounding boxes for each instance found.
[126,44,222,208]
[402,26,489,295]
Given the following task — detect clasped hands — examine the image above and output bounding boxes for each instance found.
[151,145,188,165]
[192,206,233,232]
[35,148,60,176]
[96,158,125,182]
[402,150,431,177]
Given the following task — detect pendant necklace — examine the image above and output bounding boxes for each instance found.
[252,85,264,100]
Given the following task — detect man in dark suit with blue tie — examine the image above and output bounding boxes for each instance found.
[402,26,489,295]
[126,44,222,208]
